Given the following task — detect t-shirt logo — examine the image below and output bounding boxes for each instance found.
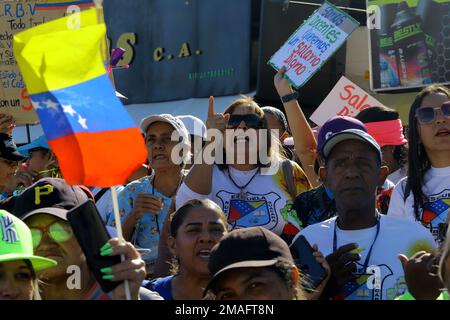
[1,216,19,244]
[421,189,450,241]
[333,262,393,300]
[216,191,281,230]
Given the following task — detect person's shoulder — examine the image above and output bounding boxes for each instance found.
[380,215,430,236]
[393,176,408,194]
[301,216,336,235]
[148,275,174,288]
[138,287,164,300]
[292,216,336,246]
[123,176,150,191]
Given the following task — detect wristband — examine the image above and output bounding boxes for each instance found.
[280,91,299,103]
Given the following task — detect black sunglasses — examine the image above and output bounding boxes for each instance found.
[226,114,263,129]
[415,101,450,124]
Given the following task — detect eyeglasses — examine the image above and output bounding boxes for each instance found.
[29,221,73,248]
[226,114,263,129]
[415,101,450,124]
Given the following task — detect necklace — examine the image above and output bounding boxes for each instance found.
[227,166,260,200]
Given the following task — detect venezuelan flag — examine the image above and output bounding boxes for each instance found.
[14,8,147,187]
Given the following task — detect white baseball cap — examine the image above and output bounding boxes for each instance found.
[177,115,207,140]
[140,114,191,164]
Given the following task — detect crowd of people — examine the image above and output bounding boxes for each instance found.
[0,68,449,300]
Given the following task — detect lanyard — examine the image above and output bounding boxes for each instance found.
[333,214,381,272]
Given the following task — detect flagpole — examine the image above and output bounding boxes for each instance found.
[111,186,132,300]
[93,0,130,300]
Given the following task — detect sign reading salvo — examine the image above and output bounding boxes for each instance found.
[310,76,384,126]
[268,1,359,89]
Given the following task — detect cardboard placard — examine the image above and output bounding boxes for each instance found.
[310,76,384,126]
[268,1,359,89]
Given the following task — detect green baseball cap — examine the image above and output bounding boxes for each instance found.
[0,210,57,271]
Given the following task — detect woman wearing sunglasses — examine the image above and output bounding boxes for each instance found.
[388,85,450,243]
[0,210,56,300]
[176,96,311,243]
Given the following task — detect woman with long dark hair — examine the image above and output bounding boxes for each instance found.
[388,85,450,243]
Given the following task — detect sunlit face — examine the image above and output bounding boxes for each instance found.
[0,158,18,187]
[380,145,399,174]
[169,207,227,277]
[145,122,180,170]
[25,148,52,173]
[323,140,381,211]
[417,92,450,155]
[0,260,34,300]
[224,105,264,165]
[25,214,84,281]
[212,267,293,300]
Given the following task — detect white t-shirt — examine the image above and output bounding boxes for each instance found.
[387,167,407,186]
[387,166,450,242]
[175,162,311,237]
[294,215,436,300]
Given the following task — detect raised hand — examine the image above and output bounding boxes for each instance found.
[398,251,442,300]
[100,238,146,300]
[274,66,294,97]
[206,96,229,132]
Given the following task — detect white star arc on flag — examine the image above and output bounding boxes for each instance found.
[78,114,88,130]
[43,99,59,111]
[62,104,77,117]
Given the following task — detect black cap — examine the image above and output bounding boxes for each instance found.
[0,133,25,162]
[205,227,294,294]
[13,178,88,221]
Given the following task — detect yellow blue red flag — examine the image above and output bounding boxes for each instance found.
[13,8,147,187]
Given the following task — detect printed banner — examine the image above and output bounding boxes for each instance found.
[268,1,359,89]
[310,76,384,126]
[368,0,450,91]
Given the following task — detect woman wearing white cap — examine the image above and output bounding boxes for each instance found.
[104,114,190,279]
[0,210,57,300]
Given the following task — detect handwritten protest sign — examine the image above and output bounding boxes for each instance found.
[268,1,359,89]
[0,0,95,124]
[310,76,384,126]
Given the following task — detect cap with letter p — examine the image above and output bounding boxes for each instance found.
[12,178,88,221]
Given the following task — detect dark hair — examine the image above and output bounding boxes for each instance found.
[261,106,289,133]
[407,85,450,220]
[169,199,226,237]
[168,199,227,275]
[216,97,284,170]
[355,105,399,123]
[23,259,37,279]
[356,106,408,168]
